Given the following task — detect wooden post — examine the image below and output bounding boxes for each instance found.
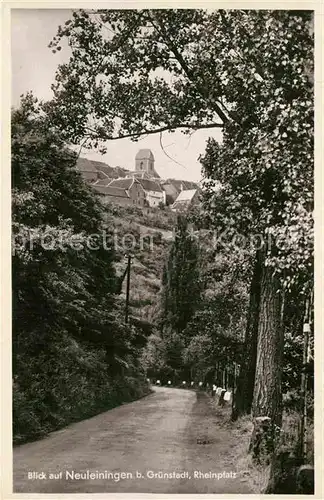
[232,363,237,415]
[299,291,312,460]
[125,254,131,324]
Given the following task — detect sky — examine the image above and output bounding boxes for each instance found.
[11,9,222,182]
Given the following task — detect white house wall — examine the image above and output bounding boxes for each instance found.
[145,191,164,207]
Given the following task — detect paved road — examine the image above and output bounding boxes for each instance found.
[13,387,252,494]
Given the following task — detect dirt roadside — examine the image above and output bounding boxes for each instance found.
[13,387,252,494]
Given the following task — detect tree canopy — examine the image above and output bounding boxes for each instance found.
[47,8,313,290]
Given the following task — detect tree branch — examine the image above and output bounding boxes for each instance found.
[85,121,224,141]
[148,12,232,126]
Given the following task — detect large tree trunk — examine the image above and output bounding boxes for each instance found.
[252,264,283,424]
[232,249,262,420]
[250,260,284,464]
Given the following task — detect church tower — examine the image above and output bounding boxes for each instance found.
[135,149,155,177]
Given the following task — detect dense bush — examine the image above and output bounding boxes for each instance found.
[12,95,149,444]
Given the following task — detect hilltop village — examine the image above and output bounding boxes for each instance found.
[76,149,201,212]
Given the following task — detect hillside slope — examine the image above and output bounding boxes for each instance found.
[103,204,176,328]
[76,157,132,179]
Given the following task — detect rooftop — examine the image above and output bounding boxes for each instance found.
[93,178,112,187]
[137,178,163,192]
[93,185,129,198]
[108,178,135,190]
[174,189,198,202]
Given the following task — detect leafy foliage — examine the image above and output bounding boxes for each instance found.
[181,243,248,382]
[142,217,248,384]
[12,95,149,442]
[199,11,313,292]
[47,9,313,292]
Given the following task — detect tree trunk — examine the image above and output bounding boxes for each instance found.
[232,249,262,420]
[252,264,283,425]
[250,260,284,463]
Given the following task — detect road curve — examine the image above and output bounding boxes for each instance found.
[13,387,251,494]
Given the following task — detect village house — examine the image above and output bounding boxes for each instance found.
[93,184,132,206]
[109,178,146,207]
[161,181,180,205]
[161,179,200,206]
[136,177,165,207]
[103,176,164,208]
[171,188,200,212]
[94,177,146,207]
[92,177,113,187]
[76,149,200,210]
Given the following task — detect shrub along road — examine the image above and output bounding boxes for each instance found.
[13,387,252,494]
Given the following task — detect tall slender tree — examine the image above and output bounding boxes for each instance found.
[161,215,201,335]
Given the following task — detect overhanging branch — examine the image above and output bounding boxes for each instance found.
[149,12,232,126]
[85,121,224,141]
